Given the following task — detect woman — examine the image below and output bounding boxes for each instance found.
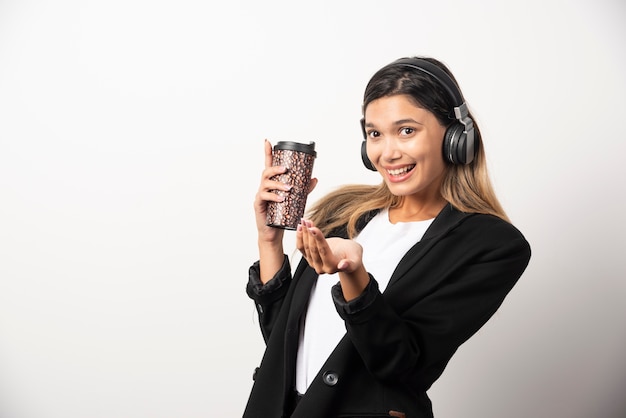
[244,56,531,418]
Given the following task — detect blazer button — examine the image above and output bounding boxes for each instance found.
[322,371,339,386]
[252,367,259,381]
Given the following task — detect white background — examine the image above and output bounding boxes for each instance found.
[1,1,625,417]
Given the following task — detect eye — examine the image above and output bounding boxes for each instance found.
[367,130,381,139]
[400,127,415,136]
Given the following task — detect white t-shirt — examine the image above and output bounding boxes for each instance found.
[295,210,434,393]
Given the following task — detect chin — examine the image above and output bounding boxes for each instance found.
[385,183,416,197]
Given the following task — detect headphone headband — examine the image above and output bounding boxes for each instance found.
[391,57,464,106]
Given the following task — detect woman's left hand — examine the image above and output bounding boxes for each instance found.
[296,219,363,275]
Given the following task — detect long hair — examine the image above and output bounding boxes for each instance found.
[307,56,509,238]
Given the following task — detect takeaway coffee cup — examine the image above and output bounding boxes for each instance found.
[266,141,316,230]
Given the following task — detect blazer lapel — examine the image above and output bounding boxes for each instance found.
[283,260,318,398]
[386,204,472,289]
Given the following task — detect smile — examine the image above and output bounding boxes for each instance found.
[387,165,415,176]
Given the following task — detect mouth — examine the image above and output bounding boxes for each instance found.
[387,164,415,177]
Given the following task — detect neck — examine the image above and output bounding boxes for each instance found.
[388,195,447,223]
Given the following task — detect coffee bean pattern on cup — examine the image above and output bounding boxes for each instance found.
[266,142,316,230]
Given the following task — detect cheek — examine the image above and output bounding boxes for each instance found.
[409,141,443,162]
[365,142,380,163]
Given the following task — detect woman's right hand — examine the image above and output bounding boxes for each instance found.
[254,139,318,283]
[254,139,290,245]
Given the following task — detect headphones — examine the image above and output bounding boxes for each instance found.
[361,57,476,171]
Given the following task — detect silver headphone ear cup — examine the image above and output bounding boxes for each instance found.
[443,124,466,165]
[361,140,376,171]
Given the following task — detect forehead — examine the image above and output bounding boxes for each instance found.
[364,95,430,120]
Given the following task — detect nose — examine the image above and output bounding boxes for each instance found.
[381,137,402,162]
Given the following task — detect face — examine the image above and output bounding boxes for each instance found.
[363,94,447,201]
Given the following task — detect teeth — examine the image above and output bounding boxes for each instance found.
[388,165,414,176]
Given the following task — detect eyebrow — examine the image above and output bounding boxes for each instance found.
[393,118,424,126]
[365,118,424,128]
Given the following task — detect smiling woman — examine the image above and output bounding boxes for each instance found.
[244,56,531,418]
[362,95,448,221]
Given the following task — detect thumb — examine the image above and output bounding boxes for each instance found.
[307,177,318,195]
[337,259,353,272]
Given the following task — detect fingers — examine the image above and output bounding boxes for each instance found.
[298,220,320,268]
[258,171,290,199]
[260,139,291,196]
[303,222,324,267]
[254,140,293,234]
[264,139,273,168]
[295,220,309,255]
[297,220,337,274]
[255,165,287,200]
[257,157,290,203]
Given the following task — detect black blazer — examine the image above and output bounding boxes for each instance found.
[244,204,531,418]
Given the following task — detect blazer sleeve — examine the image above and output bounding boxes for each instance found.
[332,215,531,389]
[246,255,292,344]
